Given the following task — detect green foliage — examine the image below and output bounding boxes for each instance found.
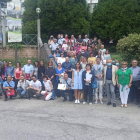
[22,0,91,38]
[90,0,140,41]
[117,33,140,65]
[0,58,47,67]
[9,43,23,50]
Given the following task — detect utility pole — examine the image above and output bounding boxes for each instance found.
[0,2,2,44]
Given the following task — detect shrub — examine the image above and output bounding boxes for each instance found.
[117,33,140,65]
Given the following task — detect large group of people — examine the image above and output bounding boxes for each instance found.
[0,34,140,108]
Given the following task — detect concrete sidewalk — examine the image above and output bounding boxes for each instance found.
[0,97,140,140]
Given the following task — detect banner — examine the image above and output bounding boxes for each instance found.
[7,0,22,42]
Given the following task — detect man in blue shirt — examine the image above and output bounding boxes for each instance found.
[62,57,72,78]
[104,59,118,107]
[3,75,15,101]
[23,60,34,80]
[129,60,140,105]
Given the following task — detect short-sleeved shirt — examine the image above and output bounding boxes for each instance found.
[62,78,72,88]
[3,81,15,88]
[117,68,132,85]
[30,80,42,90]
[23,64,34,75]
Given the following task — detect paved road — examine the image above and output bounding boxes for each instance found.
[0,97,140,140]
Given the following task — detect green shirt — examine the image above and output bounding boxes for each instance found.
[117,68,132,86]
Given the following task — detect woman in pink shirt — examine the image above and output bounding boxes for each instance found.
[81,42,87,52]
[15,62,23,89]
[74,42,81,54]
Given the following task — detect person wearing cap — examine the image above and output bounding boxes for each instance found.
[104,59,118,107]
[83,35,89,45]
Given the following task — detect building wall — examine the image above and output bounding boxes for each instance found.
[0,47,38,59]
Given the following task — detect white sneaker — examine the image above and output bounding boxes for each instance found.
[83,101,87,104]
[89,102,93,105]
[77,100,80,104]
[100,101,103,104]
[95,101,98,104]
[75,100,78,104]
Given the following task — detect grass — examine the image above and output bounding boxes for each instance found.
[0,58,47,67]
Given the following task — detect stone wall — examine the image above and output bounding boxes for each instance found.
[0,47,38,59]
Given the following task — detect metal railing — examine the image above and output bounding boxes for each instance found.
[22,34,38,45]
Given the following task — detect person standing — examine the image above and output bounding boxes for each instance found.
[116,61,132,108]
[3,75,15,101]
[46,60,56,85]
[1,61,7,80]
[69,52,76,69]
[50,38,59,55]
[33,61,39,78]
[5,62,15,78]
[83,35,89,45]
[72,62,83,104]
[14,62,23,90]
[82,64,95,105]
[92,57,104,104]
[104,59,118,107]
[76,35,83,45]
[62,57,72,78]
[129,60,140,105]
[38,60,46,90]
[22,60,34,80]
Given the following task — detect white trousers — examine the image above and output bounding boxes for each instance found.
[95,81,103,100]
[41,91,52,101]
[119,85,130,104]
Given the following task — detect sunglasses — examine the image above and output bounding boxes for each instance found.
[132,62,137,63]
[122,64,126,65]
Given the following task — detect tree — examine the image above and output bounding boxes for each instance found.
[22,0,91,39]
[117,33,140,65]
[90,0,140,41]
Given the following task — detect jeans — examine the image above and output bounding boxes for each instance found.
[17,87,26,97]
[106,80,116,103]
[83,85,93,102]
[60,89,74,101]
[39,79,45,90]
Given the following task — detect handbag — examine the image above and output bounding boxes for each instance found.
[6,81,15,96]
[92,81,98,89]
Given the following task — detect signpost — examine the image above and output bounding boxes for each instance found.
[7,0,22,63]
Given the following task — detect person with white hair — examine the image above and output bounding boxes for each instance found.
[104,59,118,107]
[83,35,89,45]
[99,45,106,59]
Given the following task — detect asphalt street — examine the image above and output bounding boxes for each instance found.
[0,96,140,140]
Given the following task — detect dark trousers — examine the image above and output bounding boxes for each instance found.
[84,85,93,102]
[66,71,72,78]
[3,89,13,99]
[129,80,140,102]
[26,88,42,99]
[39,78,45,90]
[60,90,74,101]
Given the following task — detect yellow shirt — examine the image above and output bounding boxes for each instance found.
[88,57,96,65]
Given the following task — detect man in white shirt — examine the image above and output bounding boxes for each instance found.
[58,34,65,45]
[56,53,66,64]
[83,35,89,45]
[99,45,106,59]
[17,75,30,98]
[50,38,59,54]
[27,75,42,99]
